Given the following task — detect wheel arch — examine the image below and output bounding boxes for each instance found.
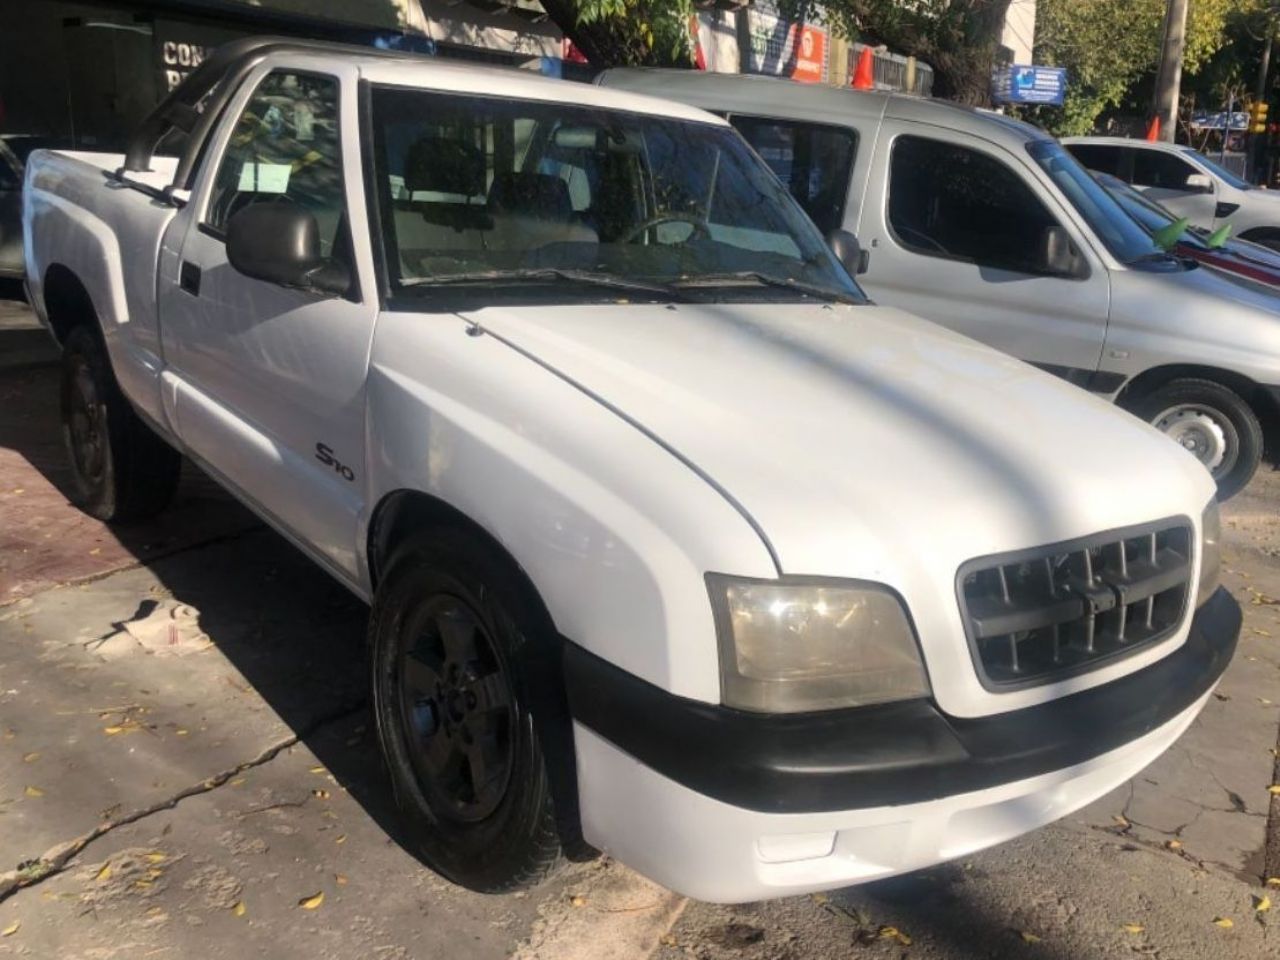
[365,487,592,858]
[41,263,100,345]
[1236,226,1280,248]
[1115,363,1280,427]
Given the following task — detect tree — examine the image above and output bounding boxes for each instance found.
[781,0,1015,104]
[539,0,698,67]
[1033,0,1269,136]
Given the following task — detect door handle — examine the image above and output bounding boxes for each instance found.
[180,261,201,296]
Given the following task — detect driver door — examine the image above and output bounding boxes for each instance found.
[157,61,377,584]
[855,123,1110,377]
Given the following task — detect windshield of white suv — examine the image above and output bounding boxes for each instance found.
[1027,140,1165,265]
[1183,148,1252,191]
[368,86,862,304]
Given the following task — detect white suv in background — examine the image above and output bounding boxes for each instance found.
[1063,136,1280,250]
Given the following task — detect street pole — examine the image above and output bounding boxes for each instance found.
[1152,0,1189,143]
[1254,25,1275,183]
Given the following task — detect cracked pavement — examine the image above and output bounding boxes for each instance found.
[1,307,1279,958]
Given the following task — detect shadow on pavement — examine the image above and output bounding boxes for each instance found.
[0,315,414,868]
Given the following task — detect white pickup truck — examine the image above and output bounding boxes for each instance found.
[23,38,1239,903]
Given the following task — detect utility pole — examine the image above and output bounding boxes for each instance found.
[1152,0,1189,143]
[1254,22,1275,184]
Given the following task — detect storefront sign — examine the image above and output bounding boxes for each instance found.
[992,65,1067,106]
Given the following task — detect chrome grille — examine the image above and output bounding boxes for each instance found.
[958,520,1192,689]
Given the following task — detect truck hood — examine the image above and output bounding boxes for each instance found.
[465,301,1212,576]
[462,300,1215,716]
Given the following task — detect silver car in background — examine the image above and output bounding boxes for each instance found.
[598,69,1280,499]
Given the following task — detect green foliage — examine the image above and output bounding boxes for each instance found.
[1033,0,1270,136]
[554,0,697,65]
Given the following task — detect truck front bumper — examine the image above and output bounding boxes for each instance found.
[565,588,1240,902]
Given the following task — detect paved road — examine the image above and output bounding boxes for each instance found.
[0,301,1277,958]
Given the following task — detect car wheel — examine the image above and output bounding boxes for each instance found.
[369,526,561,893]
[60,325,181,522]
[1129,377,1262,500]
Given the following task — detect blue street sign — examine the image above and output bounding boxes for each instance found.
[992,65,1067,106]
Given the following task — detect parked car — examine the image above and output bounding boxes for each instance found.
[1092,170,1280,289]
[24,37,1238,904]
[599,69,1280,499]
[1062,136,1280,250]
[1,135,59,278]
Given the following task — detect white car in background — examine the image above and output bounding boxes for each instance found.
[1063,136,1280,250]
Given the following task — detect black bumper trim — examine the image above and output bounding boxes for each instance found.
[564,587,1240,814]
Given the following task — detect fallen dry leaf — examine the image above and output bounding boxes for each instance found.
[96,864,111,882]
[24,786,43,798]
[232,901,246,917]
[335,874,348,886]
[1166,839,1183,851]
[1,921,18,937]
[309,766,326,774]
[1121,923,1145,934]
[103,726,123,735]
[21,752,38,763]
[298,892,324,910]
[1252,628,1272,637]
[878,926,913,945]
[1269,785,1280,796]
[1255,895,1272,913]
[1212,916,1234,929]
[145,853,166,864]
[570,894,586,908]
[1268,877,1280,888]
[1017,930,1040,944]
[88,548,101,556]
[334,835,346,845]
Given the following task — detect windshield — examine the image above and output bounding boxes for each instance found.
[1183,148,1251,191]
[1026,140,1162,264]
[368,86,861,302]
[1096,174,1208,251]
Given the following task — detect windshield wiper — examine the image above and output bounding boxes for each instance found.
[672,271,865,305]
[400,268,688,301]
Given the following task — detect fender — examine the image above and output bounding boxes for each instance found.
[359,311,777,704]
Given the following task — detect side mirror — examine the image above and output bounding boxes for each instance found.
[1039,225,1083,277]
[226,202,350,297]
[826,228,871,275]
[1184,173,1214,194]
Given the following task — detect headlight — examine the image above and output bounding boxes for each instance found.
[1197,498,1221,608]
[707,575,930,713]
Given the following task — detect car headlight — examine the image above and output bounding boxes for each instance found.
[707,575,930,713]
[1197,498,1221,608]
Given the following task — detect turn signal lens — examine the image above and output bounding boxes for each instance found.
[1197,498,1221,608]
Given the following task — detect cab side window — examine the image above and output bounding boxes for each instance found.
[1065,143,1123,177]
[1131,149,1201,191]
[727,116,857,235]
[888,135,1060,276]
[205,71,346,260]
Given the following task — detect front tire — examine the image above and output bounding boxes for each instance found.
[369,527,561,892]
[60,326,181,522]
[1128,377,1262,500]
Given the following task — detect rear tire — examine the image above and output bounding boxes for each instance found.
[1128,377,1262,501]
[60,326,181,522]
[369,527,562,893]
